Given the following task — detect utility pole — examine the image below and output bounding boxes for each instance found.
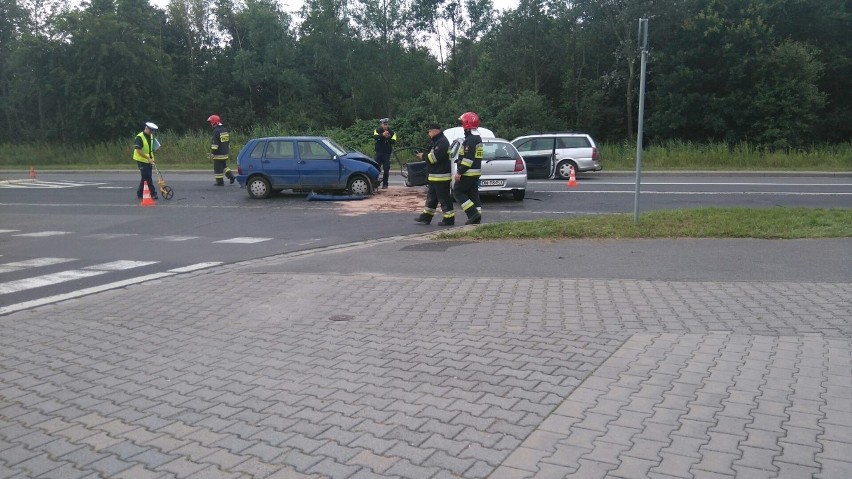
[634,18,649,224]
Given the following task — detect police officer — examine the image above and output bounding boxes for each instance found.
[207,114,235,186]
[453,112,483,224]
[373,118,397,189]
[133,122,159,200]
[414,123,455,226]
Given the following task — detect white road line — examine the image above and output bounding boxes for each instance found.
[0,272,174,315]
[154,236,200,242]
[84,233,139,240]
[0,270,105,294]
[0,229,21,234]
[168,262,222,273]
[534,190,852,195]
[12,231,72,237]
[0,260,156,294]
[529,181,852,186]
[0,258,77,274]
[83,260,158,271]
[0,261,222,315]
[0,180,107,188]
[213,237,272,244]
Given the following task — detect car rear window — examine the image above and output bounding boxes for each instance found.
[557,136,591,148]
[483,142,514,159]
[249,141,265,159]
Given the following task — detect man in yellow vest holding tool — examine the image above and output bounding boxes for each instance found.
[133,122,159,200]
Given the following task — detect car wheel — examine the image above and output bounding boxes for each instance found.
[512,189,526,201]
[247,176,271,199]
[347,175,372,195]
[555,160,578,180]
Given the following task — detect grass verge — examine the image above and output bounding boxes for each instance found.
[438,207,852,240]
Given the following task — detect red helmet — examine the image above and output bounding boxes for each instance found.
[458,111,480,130]
[207,114,221,126]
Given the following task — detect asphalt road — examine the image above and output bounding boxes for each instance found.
[1,170,850,313]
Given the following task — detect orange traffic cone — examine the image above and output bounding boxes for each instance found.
[29,166,36,180]
[567,165,577,187]
[140,182,156,207]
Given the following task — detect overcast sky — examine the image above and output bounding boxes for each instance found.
[149,0,518,15]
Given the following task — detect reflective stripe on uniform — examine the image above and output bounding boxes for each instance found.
[461,200,475,211]
[461,168,481,177]
[428,173,451,181]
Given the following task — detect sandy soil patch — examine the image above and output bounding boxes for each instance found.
[338,186,427,216]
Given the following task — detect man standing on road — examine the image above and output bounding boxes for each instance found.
[373,118,397,189]
[414,123,455,226]
[453,111,483,224]
[133,122,159,200]
[208,114,236,186]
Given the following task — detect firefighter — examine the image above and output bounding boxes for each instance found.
[453,111,483,224]
[207,114,235,186]
[414,123,455,226]
[133,122,159,200]
[373,118,397,189]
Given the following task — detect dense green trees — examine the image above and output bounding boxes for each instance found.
[0,0,848,148]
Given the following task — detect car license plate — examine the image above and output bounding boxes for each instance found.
[480,179,505,186]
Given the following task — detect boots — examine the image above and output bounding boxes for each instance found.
[437,216,455,226]
[464,213,482,225]
[414,214,432,225]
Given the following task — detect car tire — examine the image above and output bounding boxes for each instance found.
[555,160,578,180]
[512,189,526,201]
[246,176,271,199]
[347,174,373,196]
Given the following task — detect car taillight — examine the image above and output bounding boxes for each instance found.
[237,165,243,175]
[592,147,599,160]
[514,157,524,172]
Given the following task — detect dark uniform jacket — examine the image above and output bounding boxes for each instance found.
[373,127,397,155]
[456,132,483,177]
[211,125,230,160]
[425,132,451,183]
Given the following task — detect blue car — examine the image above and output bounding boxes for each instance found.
[236,136,381,199]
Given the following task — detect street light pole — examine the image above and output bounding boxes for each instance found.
[634,18,649,224]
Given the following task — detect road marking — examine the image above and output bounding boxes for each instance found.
[0,180,107,188]
[528,181,852,186]
[0,258,77,274]
[0,229,20,234]
[12,231,72,237]
[83,260,158,271]
[84,233,139,240]
[168,262,223,273]
[213,237,272,244]
[154,236,200,242]
[0,262,222,315]
[534,190,852,196]
[0,270,105,294]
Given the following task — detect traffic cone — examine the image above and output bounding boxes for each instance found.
[567,165,578,187]
[140,182,156,207]
[29,166,36,180]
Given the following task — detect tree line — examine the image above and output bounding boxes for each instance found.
[1,0,849,149]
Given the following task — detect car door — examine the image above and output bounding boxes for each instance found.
[513,137,555,179]
[261,139,300,188]
[296,140,341,188]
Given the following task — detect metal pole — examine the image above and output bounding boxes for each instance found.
[634,18,648,224]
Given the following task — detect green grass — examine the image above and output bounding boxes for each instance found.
[438,207,852,240]
[1,129,850,171]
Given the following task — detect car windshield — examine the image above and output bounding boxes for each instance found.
[322,139,347,156]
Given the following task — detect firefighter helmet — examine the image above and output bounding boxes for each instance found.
[207,114,222,126]
[458,111,480,130]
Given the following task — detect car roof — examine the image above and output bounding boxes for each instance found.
[252,136,329,141]
[513,132,592,139]
[443,126,496,144]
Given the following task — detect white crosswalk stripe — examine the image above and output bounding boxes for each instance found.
[0,257,223,315]
[0,179,106,188]
[12,231,72,237]
[213,237,272,244]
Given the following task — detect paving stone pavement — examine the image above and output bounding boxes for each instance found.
[1,240,851,478]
